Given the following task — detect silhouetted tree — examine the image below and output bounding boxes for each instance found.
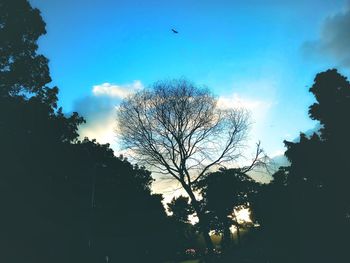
[0,0,52,98]
[308,69,350,142]
[117,80,265,252]
[255,69,350,263]
[195,168,258,249]
[68,139,173,262]
[167,196,199,258]
[167,196,195,224]
[0,1,85,262]
[283,69,350,263]
[0,1,174,262]
[251,167,297,263]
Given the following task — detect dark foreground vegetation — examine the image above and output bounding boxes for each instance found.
[0,0,349,262]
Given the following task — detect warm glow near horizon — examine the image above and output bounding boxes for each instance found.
[189,207,252,230]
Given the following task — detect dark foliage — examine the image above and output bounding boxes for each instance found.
[195,168,258,249]
[0,1,178,262]
[0,0,50,97]
[254,69,350,263]
[167,195,195,224]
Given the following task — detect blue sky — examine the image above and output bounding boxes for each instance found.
[30,0,350,169]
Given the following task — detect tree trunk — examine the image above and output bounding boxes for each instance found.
[222,218,232,250]
[233,210,241,246]
[181,182,214,253]
[232,211,241,246]
[236,223,241,246]
[197,211,214,253]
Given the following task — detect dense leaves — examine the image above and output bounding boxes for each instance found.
[0,0,50,97]
[254,69,350,263]
[168,196,195,224]
[0,1,175,262]
[195,168,258,248]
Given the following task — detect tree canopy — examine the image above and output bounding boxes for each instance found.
[0,0,51,98]
[254,69,350,263]
[117,79,251,183]
[117,79,264,251]
[0,1,177,262]
[195,168,258,248]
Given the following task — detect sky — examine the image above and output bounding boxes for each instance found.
[30,0,350,198]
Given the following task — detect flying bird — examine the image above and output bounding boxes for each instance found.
[171,28,179,34]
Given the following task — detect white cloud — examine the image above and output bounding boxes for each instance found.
[79,114,116,145]
[218,93,272,112]
[92,80,143,98]
[74,80,143,151]
[217,93,273,142]
[270,149,285,158]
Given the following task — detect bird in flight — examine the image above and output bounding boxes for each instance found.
[171,28,179,34]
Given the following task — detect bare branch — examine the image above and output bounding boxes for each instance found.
[117,79,251,199]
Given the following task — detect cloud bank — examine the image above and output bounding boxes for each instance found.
[74,80,143,148]
[217,92,273,146]
[92,81,143,98]
[217,93,272,115]
[303,5,350,67]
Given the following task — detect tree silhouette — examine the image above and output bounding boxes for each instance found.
[69,139,173,262]
[0,1,85,262]
[283,69,350,262]
[308,69,350,141]
[195,168,258,249]
[0,0,52,98]
[168,196,195,224]
[0,1,175,262]
[167,196,199,259]
[255,69,350,263]
[251,167,298,263]
[117,79,265,252]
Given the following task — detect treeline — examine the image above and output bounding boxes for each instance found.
[0,1,187,262]
[252,69,350,263]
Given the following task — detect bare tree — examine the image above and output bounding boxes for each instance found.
[117,79,264,251]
